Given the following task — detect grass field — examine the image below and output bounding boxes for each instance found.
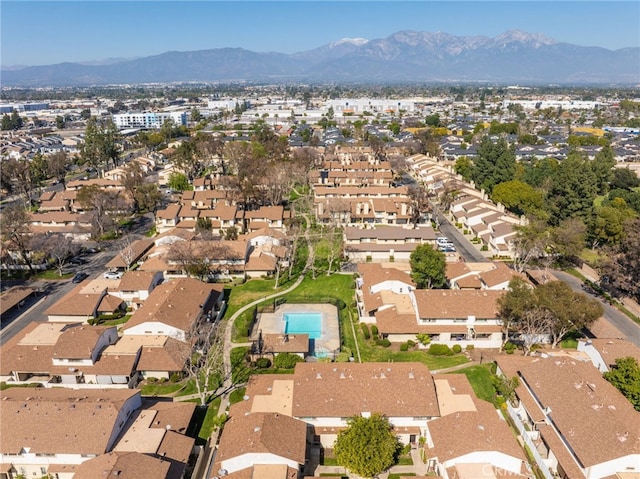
[450,363,498,404]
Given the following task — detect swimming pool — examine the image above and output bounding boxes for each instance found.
[284,312,322,339]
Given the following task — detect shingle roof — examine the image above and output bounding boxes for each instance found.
[123,278,222,334]
[215,412,307,465]
[292,362,439,418]
[414,290,503,319]
[73,451,170,479]
[0,388,140,455]
[496,355,640,467]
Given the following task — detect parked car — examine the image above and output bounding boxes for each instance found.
[103,271,123,280]
[83,247,100,254]
[69,257,86,265]
[72,272,88,283]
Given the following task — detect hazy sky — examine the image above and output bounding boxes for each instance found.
[2,1,639,66]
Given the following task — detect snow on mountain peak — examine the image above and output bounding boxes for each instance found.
[329,38,369,48]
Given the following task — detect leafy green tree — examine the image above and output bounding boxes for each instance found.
[492,180,546,219]
[425,113,441,127]
[603,357,640,411]
[55,115,66,129]
[534,281,602,348]
[491,375,520,404]
[546,152,598,225]
[273,352,304,369]
[167,172,191,192]
[472,136,516,193]
[80,118,120,170]
[334,414,400,478]
[610,168,640,190]
[591,204,635,245]
[410,244,446,289]
[1,111,24,130]
[134,183,163,213]
[79,108,91,120]
[590,146,616,195]
[606,189,640,214]
[521,157,559,190]
[454,156,473,181]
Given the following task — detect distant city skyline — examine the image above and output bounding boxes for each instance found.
[1,1,639,67]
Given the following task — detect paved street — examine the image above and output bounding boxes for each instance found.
[553,270,640,347]
[435,212,489,263]
[0,249,117,345]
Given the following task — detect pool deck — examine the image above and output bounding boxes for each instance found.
[253,303,340,358]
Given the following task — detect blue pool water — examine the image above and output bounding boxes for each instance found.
[284,312,322,339]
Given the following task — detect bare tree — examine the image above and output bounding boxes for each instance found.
[48,150,71,188]
[323,227,344,275]
[76,185,121,239]
[0,205,36,273]
[518,309,554,355]
[118,234,136,271]
[121,161,145,212]
[511,220,551,273]
[47,234,79,276]
[182,320,226,406]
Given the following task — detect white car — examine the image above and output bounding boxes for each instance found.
[103,271,123,280]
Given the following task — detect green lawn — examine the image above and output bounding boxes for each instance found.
[0,382,39,390]
[139,381,185,396]
[35,270,74,280]
[229,387,246,404]
[198,397,222,441]
[450,363,498,404]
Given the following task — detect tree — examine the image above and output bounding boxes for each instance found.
[590,145,616,195]
[1,110,23,130]
[546,152,598,226]
[511,220,551,273]
[46,234,79,276]
[454,156,473,181]
[80,118,121,170]
[497,277,536,350]
[550,217,586,260]
[603,356,640,411]
[492,180,546,219]
[183,319,225,406]
[48,150,71,188]
[167,172,191,192]
[409,244,446,289]
[610,167,640,190]
[76,185,120,238]
[121,161,145,212]
[600,218,640,302]
[472,136,516,193]
[334,413,400,478]
[491,375,520,405]
[535,281,602,348]
[134,182,163,213]
[0,205,36,273]
[498,278,602,351]
[591,204,635,245]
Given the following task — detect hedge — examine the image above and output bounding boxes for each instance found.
[428,344,454,356]
[360,323,371,340]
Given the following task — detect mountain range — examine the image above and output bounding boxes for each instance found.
[2,30,638,87]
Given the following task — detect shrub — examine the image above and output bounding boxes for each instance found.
[503,342,517,354]
[416,333,431,346]
[360,323,371,340]
[481,245,489,251]
[428,344,454,356]
[169,372,182,383]
[466,344,475,351]
[400,343,409,352]
[273,352,304,369]
[452,344,462,354]
[375,338,383,346]
[255,357,272,369]
[147,377,158,383]
[381,338,391,347]
[407,339,416,347]
[371,324,379,337]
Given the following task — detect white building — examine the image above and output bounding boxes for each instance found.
[112,111,187,130]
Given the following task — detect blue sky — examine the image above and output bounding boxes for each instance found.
[2,1,639,66]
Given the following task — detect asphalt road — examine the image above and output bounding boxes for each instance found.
[435,212,489,263]
[0,249,117,346]
[554,270,640,348]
